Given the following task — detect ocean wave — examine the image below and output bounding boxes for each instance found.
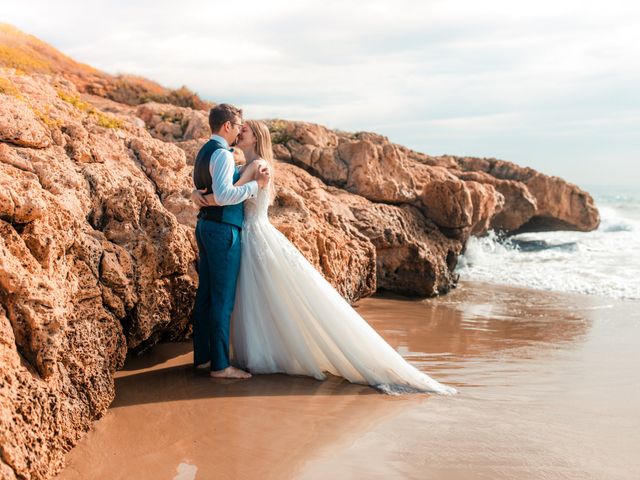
[456,197,640,300]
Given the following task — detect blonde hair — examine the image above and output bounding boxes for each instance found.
[246,120,277,204]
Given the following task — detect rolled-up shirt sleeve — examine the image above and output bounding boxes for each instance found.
[209,149,259,205]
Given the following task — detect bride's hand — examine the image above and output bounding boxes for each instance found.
[256,162,271,189]
[254,159,269,172]
[239,160,269,187]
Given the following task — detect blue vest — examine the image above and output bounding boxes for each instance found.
[193,138,244,228]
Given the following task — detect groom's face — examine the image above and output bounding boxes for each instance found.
[229,116,243,146]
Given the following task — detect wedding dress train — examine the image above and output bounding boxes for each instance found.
[230,183,456,395]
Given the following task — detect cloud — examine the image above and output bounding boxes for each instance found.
[2,0,640,185]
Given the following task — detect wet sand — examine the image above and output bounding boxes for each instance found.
[56,281,640,480]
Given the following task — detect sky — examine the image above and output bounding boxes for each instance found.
[3,0,639,187]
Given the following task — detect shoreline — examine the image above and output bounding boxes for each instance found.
[56,281,640,480]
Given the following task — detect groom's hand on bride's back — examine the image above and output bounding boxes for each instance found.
[191,188,218,208]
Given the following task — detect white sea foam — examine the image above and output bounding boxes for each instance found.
[456,187,640,300]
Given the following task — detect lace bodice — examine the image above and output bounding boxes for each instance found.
[244,184,271,223]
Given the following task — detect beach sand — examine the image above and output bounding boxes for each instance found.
[55,281,640,480]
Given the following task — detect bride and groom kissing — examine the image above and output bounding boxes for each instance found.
[189,103,456,395]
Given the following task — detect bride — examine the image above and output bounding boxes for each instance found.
[192,120,456,395]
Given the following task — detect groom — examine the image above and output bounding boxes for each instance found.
[191,103,270,379]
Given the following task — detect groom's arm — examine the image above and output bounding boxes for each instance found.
[209,149,259,205]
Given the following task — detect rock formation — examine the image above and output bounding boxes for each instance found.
[263,120,599,239]
[0,24,600,480]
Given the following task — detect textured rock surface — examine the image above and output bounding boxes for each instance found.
[455,157,600,232]
[265,120,599,239]
[0,95,52,148]
[136,103,210,143]
[1,35,600,480]
[0,71,197,479]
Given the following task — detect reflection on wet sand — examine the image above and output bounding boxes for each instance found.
[56,281,640,480]
[359,284,591,362]
[302,282,640,479]
[57,342,426,480]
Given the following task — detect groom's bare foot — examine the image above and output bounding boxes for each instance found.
[195,361,210,370]
[210,366,252,379]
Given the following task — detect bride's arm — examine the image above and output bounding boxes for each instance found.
[191,161,261,207]
[235,161,260,186]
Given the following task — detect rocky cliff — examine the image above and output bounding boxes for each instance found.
[0,25,599,480]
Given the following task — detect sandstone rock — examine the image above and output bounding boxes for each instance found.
[465,181,505,236]
[490,181,538,231]
[520,174,600,232]
[268,121,347,184]
[1,72,197,479]
[175,139,205,166]
[0,142,34,172]
[456,171,537,232]
[0,211,128,479]
[457,157,599,232]
[339,136,416,203]
[266,120,599,237]
[420,167,473,231]
[288,137,348,184]
[0,93,51,148]
[136,102,209,142]
[268,121,416,203]
[347,202,461,296]
[182,110,210,140]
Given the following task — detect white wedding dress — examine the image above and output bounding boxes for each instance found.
[230,182,457,395]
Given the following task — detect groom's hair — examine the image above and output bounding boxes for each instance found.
[209,103,243,133]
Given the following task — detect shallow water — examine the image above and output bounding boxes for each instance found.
[56,282,640,480]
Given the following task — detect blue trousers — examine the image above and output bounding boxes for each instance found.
[191,218,241,371]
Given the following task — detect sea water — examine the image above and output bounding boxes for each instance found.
[456,185,640,300]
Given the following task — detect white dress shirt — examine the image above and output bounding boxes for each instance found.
[208,134,259,205]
